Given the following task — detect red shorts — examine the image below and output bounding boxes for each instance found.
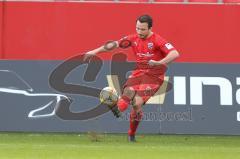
[123,70,164,103]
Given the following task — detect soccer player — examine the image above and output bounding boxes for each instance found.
[84,15,179,142]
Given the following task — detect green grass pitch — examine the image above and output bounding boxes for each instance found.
[0,132,240,159]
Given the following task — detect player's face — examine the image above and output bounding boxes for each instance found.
[136,20,151,39]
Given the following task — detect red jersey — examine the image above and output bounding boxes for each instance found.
[118,33,176,77]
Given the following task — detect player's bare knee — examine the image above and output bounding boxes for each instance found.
[123,87,135,98]
[136,96,144,105]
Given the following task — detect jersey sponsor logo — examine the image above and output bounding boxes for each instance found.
[137,52,154,58]
[147,42,154,50]
[165,43,174,50]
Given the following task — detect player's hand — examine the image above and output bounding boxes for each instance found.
[148,60,160,66]
[83,51,96,62]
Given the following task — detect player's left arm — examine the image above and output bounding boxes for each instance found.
[148,50,180,66]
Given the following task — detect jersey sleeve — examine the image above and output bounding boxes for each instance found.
[117,34,135,49]
[156,36,176,56]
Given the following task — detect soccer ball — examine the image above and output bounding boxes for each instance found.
[99,87,119,106]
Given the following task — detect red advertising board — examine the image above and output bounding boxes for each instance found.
[0,2,240,63]
[0,2,3,58]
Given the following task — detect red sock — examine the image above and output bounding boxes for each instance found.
[128,109,143,136]
[117,95,131,112]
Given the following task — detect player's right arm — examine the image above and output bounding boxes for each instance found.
[83,41,118,61]
[83,35,134,61]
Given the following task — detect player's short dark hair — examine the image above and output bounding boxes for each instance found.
[136,15,153,29]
